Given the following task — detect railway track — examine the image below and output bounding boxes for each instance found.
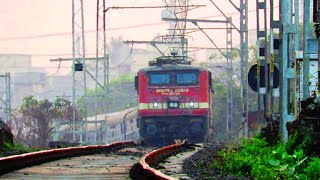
[0,141,200,179]
[1,146,151,179]
[155,144,201,179]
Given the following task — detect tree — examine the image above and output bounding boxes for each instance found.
[207,45,261,141]
[8,96,78,148]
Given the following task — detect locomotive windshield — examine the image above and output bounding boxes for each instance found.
[148,73,171,85]
[176,71,198,85]
[147,70,199,86]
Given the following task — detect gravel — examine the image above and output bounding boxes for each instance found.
[182,143,251,180]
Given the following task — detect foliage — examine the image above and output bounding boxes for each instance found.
[202,136,319,179]
[220,137,277,178]
[286,129,312,155]
[286,119,317,157]
[300,158,320,179]
[268,146,308,179]
[208,49,240,61]
[207,44,260,142]
[110,74,134,84]
[2,141,41,154]
[77,74,137,116]
[7,96,78,148]
[210,75,243,142]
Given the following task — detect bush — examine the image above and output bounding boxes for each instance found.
[1,142,42,157]
[300,158,320,179]
[204,136,319,179]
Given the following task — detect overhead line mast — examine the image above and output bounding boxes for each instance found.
[71,0,86,144]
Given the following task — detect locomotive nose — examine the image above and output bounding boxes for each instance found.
[167,96,180,109]
[191,122,202,135]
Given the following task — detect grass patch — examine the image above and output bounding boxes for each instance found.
[202,135,320,179]
[1,142,42,157]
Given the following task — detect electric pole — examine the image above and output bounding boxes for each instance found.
[0,73,11,123]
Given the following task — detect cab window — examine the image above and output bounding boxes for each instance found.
[175,71,199,85]
[148,72,171,85]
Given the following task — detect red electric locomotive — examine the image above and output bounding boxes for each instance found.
[135,55,214,145]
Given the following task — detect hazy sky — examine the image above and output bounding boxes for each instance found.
[0,0,257,74]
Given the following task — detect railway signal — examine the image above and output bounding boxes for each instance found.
[248,64,279,92]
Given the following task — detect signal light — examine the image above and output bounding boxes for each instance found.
[74,63,83,71]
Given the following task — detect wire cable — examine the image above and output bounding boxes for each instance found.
[110,43,134,73]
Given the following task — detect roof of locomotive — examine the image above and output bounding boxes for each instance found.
[138,55,210,72]
[138,64,209,72]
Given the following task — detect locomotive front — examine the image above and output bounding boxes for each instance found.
[135,57,213,145]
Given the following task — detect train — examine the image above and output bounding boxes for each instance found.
[135,55,214,146]
[49,108,139,147]
[86,108,139,144]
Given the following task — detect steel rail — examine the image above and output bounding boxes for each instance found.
[0,141,135,175]
[131,141,187,180]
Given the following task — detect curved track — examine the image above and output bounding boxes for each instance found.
[1,141,201,179]
[156,144,202,179]
[1,146,152,179]
[130,141,201,179]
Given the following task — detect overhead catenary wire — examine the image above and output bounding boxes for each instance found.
[109,43,134,74]
[0,6,279,41]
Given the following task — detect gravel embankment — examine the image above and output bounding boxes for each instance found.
[182,143,250,180]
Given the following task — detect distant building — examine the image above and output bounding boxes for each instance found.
[44,75,75,101]
[0,54,51,108]
[13,72,47,107]
[0,54,33,73]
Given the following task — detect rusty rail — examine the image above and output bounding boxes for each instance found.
[131,141,187,180]
[0,141,135,175]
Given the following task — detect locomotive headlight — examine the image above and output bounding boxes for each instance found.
[153,102,158,108]
[189,101,194,107]
[153,100,158,108]
[174,102,178,108]
[169,102,174,107]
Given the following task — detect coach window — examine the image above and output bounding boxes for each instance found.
[148,72,171,86]
[175,71,199,85]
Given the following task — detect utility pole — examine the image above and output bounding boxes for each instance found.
[0,73,11,123]
[279,0,297,142]
[240,0,249,139]
[303,0,311,100]
[294,0,300,117]
[270,0,281,123]
[95,0,108,144]
[226,17,233,140]
[52,0,108,145]
[315,0,320,96]
[256,0,268,124]
[71,0,86,144]
[253,0,299,142]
